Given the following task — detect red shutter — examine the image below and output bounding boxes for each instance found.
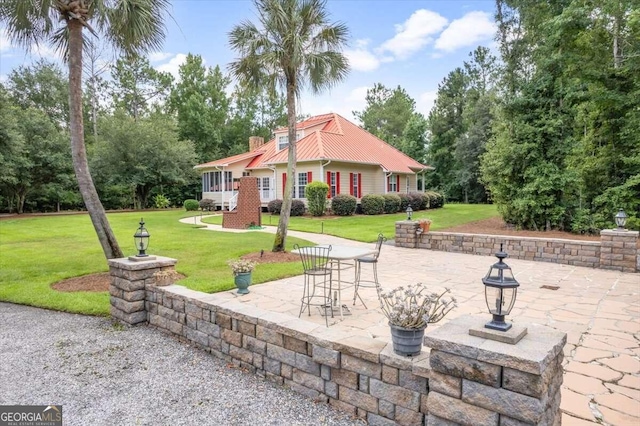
[336,172,341,194]
[307,171,312,183]
[349,173,354,196]
[387,176,390,192]
[396,175,400,192]
[282,173,286,197]
[326,171,331,198]
[358,173,362,198]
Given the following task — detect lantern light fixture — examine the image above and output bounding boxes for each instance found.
[134,218,150,257]
[614,209,628,230]
[482,243,519,331]
[406,206,413,221]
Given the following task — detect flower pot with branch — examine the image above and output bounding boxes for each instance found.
[418,218,432,233]
[379,284,456,356]
[227,259,257,294]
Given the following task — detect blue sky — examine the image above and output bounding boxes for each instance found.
[0,0,497,121]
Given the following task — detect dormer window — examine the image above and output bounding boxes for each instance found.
[277,135,288,150]
[276,131,304,151]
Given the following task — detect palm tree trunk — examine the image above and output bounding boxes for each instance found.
[68,20,123,260]
[273,83,297,252]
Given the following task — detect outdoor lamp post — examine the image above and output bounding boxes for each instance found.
[406,206,413,220]
[482,243,519,331]
[615,209,628,230]
[134,218,150,257]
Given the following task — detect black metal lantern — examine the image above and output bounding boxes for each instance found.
[134,218,150,257]
[406,206,413,220]
[615,209,628,230]
[482,244,519,331]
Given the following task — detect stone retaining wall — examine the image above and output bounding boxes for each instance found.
[109,257,567,425]
[395,221,639,273]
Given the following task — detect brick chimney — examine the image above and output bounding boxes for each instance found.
[249,136,264,152]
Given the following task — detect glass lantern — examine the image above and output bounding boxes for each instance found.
[134,218,150,257]
[482,244,519,331]
[615,209,628,230]
[406,206,413,220]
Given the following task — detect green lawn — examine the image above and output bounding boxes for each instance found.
[202,204,498,242]
[0,210,312,316]
[0,204,497,316]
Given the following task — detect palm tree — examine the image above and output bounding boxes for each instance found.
[229,0,349,252]
[0,0,170,260]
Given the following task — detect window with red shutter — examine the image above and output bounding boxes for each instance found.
[349,173,354,196]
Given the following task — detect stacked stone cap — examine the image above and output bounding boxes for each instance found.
[425,315,566,426]
[109,255,178,326]
[424,315,566,375]
[108,255,178,271]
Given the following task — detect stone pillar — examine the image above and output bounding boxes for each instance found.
[424,315,566,426]
[600,229,639,273]
[395,220,419,248]
[109,256,178,326]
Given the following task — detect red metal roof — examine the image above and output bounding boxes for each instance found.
[195,113,431,173]
[194,150,263,169]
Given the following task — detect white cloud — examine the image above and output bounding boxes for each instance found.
[417,90,437,116]
[149,51,173,62]
[0,27,11,53]
[156,53,188,79]
[344,39,380,72]
[434,11,496,52]
[379,9,448,60]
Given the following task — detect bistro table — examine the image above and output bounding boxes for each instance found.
[293,244,377,320]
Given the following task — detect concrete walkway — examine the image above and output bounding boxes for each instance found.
[181,216,640,425]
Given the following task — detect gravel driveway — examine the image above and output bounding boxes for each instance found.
[0,303,364,426]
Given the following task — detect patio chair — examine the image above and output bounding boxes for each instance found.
[353,233,386,309]
[294,244,333,326]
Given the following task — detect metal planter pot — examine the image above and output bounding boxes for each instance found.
[389,323,426,356]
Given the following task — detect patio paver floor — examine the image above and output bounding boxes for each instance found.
[184,217,640,425]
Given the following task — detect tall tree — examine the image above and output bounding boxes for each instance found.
[92,112,198,209]
[229,0,349,252]
[6,59,69,127]
[425,68,467,200]
[400,114,428,163]
[0,0,171,259]
[169,55,230,161]
[454,46,498,203]
[111,55,173,121]
[83,38,111,138]
[225,84,287,155]
[353,83,417,150]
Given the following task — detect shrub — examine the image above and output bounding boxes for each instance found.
[570,208,599,235]
[290,199,306,216]
[199,198,215,211]
[153,194,170,209]
[398,193,410,211]
[407,192,426,210]
[382,194,401,213]
[361,194,385,215]
[183,199,199,211]
[268,199,282,214]
[305,181,329,216]
[424,191,445,208]
[331,194,357,216]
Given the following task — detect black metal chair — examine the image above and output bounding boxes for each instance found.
[353,233,386,309]
[294,244,333,326]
